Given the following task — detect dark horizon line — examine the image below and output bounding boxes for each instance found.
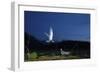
[25,32,90,42]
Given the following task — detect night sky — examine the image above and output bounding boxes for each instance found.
[24,11,90,42]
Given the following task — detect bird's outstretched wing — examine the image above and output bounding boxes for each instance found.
[45,32,49,37]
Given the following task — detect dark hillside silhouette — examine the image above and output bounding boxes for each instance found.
[25,32,90,59]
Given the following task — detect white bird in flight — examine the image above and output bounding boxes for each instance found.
[45,27,54,43]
